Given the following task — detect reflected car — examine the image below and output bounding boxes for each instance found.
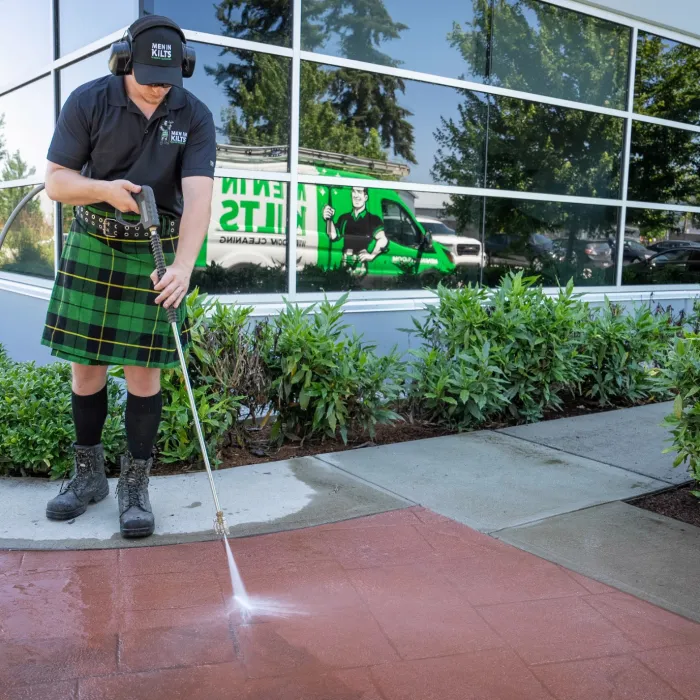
[647,248,700,270]
[551,239,614,269]
[417,217,484,267]
[485,233,558,271]
[608,238,654,264]
[646,239,700,254]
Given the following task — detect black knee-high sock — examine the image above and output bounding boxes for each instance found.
[72,385,108,446]
[125,391,162,461]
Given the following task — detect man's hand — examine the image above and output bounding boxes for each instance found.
[358,249,373,262]
[151,261,191,310]
[322,205,335,221]
[102,180,142,215]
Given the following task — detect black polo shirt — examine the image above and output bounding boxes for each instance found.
[47,75,216,217]
[335,209,384,253]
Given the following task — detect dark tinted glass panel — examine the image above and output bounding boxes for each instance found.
[191,43,290,172]
[0,78,53,182]
[59,0,134,56]
[483,199,618,287]
[483,97,623,198]
[299,62,486,185]
[490,0,630,108]
[144,0,291,47]
[2,0,52,85]
[301,0,629,108]
[622,209,700,285]
[301,0,486,84]
[296,184,481,293]
[635,32,700,126]
[0,186,55,279]
[628,122,700,205]
[60,51,110,106]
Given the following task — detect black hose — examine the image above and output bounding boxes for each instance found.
[0,183,46,253]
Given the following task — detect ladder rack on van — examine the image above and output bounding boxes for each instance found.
[215,143,410,178]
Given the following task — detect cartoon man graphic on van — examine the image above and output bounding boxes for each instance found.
[322,186,389,265]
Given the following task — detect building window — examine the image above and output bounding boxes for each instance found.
[635,31,700,127]
[0,78,53,184]
[59,0,135,57]
[2,0,52,87]
[0,186,55,279]
[144,0,292,47]
[628,122,700,206]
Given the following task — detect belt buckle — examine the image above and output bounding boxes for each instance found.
[101,217,118,238]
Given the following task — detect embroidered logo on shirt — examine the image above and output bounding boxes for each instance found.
[159,120,188,146]
[152,43,172,60]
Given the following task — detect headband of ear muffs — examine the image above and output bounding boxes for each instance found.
[108,16,196,79]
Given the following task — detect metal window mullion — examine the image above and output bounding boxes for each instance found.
[616,27,638,287]
[182,30,294,59]
[286,0,302,298]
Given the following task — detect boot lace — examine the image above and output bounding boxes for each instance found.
[59,453,93,495]
[117,466,149,509]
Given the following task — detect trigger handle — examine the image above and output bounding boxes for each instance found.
[114,186,160,230]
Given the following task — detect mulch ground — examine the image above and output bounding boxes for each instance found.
[629,484,700,529]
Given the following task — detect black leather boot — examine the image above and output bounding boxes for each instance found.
[46,444,109,521]
[117,453,155,538]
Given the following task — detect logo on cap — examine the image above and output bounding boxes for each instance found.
[151,42,172,61]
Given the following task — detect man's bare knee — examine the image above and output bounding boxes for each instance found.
[124,366,161,397]
[71,364,108,395]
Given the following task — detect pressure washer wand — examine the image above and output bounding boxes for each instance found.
[130,186,228,537]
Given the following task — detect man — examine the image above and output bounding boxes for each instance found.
[322,186,388,263]
[41,15,216,538]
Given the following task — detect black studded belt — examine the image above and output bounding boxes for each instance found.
[75,205,179,241]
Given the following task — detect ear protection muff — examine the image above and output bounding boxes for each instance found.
[108,17,196,79]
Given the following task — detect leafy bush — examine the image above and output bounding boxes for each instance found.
[659,334,700,495]
[0,360,125,479]
[580,300,676,407]
[267,295,403,443]
[408,272,587,424]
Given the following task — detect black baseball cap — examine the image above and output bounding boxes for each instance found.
[130,16,184,88]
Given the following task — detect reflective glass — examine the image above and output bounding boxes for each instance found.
[296,183,482,293]
[628,122,700,206]
[1,0,52,86]
[192,177,287,294]
[0,77,54,183]
[59,0,135,57]
[60,51,110,106]
[482,96,623,198]
[482,199,618,287]
[144,0,291,47]
[490,0,630,108]
[0,186,55,279]
[635,32,700,126]
[300,0,629,108]
[298,62,486,186]
[299,63,623,197]
[192,43,290,172]
[622,209,700,285]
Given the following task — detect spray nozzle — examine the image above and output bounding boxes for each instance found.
[214,510,228,536]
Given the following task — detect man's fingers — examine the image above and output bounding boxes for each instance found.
[153,270,172,290]
[156,280,181,306]
[125,182,142,193]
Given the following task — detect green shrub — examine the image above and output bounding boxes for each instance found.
[0,360,125,479]
[408,272,587,423]
[267,295,403,443]
[660,334,700,495]
[580,300,676,407]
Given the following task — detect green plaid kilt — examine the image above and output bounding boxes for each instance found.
[41,206,190,368]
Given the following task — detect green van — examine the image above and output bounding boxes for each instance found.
[196,165,456,285]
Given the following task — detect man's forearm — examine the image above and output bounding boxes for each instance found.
[45,168,109,206]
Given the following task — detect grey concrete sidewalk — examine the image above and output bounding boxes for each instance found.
[3,399,698,623]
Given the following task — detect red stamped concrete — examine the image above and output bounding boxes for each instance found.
[2,506,699,699]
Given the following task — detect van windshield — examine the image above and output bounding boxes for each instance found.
[421,221,455,235]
